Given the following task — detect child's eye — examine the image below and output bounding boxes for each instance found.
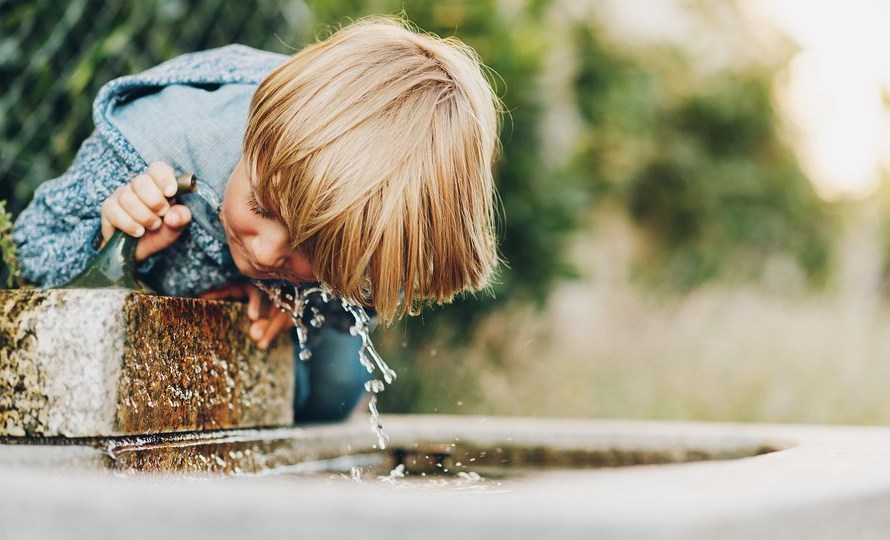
[247,194,275,220]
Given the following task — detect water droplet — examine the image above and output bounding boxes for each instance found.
[377,463,406,484]
[364,379,385,393]
[309,307,324,328]
[457,471,482,483]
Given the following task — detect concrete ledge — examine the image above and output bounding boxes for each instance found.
[0,415,785,475]
[0,423,377,474]
[0,289,294,437]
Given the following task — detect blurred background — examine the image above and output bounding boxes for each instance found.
[2,0,890,424]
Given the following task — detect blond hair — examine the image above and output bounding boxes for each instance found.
[244,17,501,323]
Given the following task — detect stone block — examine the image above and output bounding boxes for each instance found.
[0,289,293,437]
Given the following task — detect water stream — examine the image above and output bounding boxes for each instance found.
[252,281,396,448]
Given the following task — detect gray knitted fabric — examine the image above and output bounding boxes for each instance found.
[13,45,287,295]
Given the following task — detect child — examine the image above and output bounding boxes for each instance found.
[12,17,500,422]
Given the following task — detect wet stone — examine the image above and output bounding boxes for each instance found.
[0,416,784,477]
[0,289,293,437]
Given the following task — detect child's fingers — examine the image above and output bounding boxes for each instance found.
[101,197,146,238]
[98,162,182,246]
[263,312,295,349]
[131,173,170,217]
[100,213,115,246]
[252,312,294,350]
[134,219,188,261]
[117,185,163,231]
[132,205,192,261]
[247,286,261,320]
[249,318,268,343]
[200,283,254,300]
[162,204,192,229]
[146,161,179,198]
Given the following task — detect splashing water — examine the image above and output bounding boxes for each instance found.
[253,281,396,448]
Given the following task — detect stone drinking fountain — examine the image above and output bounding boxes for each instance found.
[3,179,890,537]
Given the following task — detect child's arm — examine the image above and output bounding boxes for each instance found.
[13,131,136,287]
[13,130,191,287]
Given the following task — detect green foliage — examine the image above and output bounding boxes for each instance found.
[0,200,22,289]
[571,24,834,289]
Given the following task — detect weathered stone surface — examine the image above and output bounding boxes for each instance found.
[0,289,293,437]
[0,423,376,474]
[6,417,890,539]
[0,415,783,475]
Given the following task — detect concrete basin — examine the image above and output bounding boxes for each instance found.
[2,415,890,538]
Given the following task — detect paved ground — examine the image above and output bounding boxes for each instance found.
[2,415,890,539]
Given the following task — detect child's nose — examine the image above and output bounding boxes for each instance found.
[252,236,289,268]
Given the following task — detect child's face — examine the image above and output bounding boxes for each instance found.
[220,158,316,283]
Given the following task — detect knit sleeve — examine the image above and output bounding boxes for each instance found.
[12,130,144,288]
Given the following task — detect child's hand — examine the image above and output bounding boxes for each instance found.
[200,283,295,350]
[100,161,192,261]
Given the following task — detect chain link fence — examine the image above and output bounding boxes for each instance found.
[0,0,320,215]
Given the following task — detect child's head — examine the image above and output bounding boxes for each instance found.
[241,17,501,322]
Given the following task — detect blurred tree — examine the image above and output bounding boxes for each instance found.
[571,23,834,290]
[0,201,22,288]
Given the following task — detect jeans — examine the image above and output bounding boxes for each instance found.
[292,326,371,423]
